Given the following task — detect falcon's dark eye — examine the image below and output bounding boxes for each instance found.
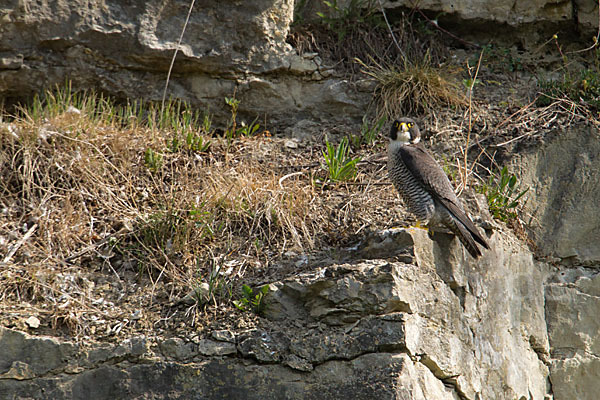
[408,123,413,128]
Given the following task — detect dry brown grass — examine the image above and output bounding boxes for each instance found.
[0,103,319,265]
[0,86,395,338]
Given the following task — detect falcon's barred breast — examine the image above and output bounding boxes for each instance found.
[387,117,490,258]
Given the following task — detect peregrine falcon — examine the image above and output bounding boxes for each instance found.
[387,117,490,258]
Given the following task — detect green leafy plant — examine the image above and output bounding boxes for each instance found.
[166,109,212,153]
[536,33,600,111]
[477,166,529,222]
[185,260,235,308]
[144,148,163,172]
[237,116,260,138]
[233,284,269,315]
[462,78,482,91]
[186,131,211,152]
[225,96,240,139]
[351,115,386,148]
[189,202,221,240]
[169,131,212,153]
[322,137,361,182]
[440,156,459,183]
[224,96,261,139]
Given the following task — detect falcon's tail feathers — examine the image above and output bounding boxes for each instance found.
[455,222,485,259]
[471,227,490,250]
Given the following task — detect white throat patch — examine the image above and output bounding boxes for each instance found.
[399,129,411,143]
[393,129,419,145]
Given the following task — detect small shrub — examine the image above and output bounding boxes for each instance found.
[537,68,600,111]
[477,166,529,222]
[144,148,163,172]
[224,96,261,139]
[350,115,386,148]
[316,0,382,42]
[236,116,260,138]
[189,262,234,306]
[233,284,269,315]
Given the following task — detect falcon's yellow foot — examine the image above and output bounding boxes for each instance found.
[409,221,429,232]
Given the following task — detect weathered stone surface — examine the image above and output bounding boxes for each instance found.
[383,0,572,26]
[575,0,600,32]
[282,354,313,372]
[265,227,550,400]
[513,124,600,263]
[265,261,413,325]
[159,337,197,360]
[0,328,77,377]
[84,336,147,366]
[546,268,600,400]
[0,0,366,128]
[0,353,461,400]
[413,226,550,400]
[237,330,289,363]
[289,314,406,364]
[353,227,416,261]
[197,339,237,356]
[509,122,600,400]
[211,329,236,343]
[551,352,600,400]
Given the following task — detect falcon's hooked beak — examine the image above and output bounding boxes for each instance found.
[399,122,409,132]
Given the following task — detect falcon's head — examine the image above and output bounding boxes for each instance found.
[389,118,420,144]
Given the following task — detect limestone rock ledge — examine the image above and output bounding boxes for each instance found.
[0,0,367,128]
[0,228,551,400]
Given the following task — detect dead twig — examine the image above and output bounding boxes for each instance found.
[279,171,304,188]
[62,226,130,264]
[376,0,406,59]
[414,8,480,49]
[2,224,37,264]
[459,49,483,194]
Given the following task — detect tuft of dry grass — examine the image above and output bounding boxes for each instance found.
[357,55,467,118]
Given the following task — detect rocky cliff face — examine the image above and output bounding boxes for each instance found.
[1,0,600,399]
[511,123,600,400]
[0,227,552,400]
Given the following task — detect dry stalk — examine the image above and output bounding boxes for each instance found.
[459,49,484,194]
[161,0,196,110]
